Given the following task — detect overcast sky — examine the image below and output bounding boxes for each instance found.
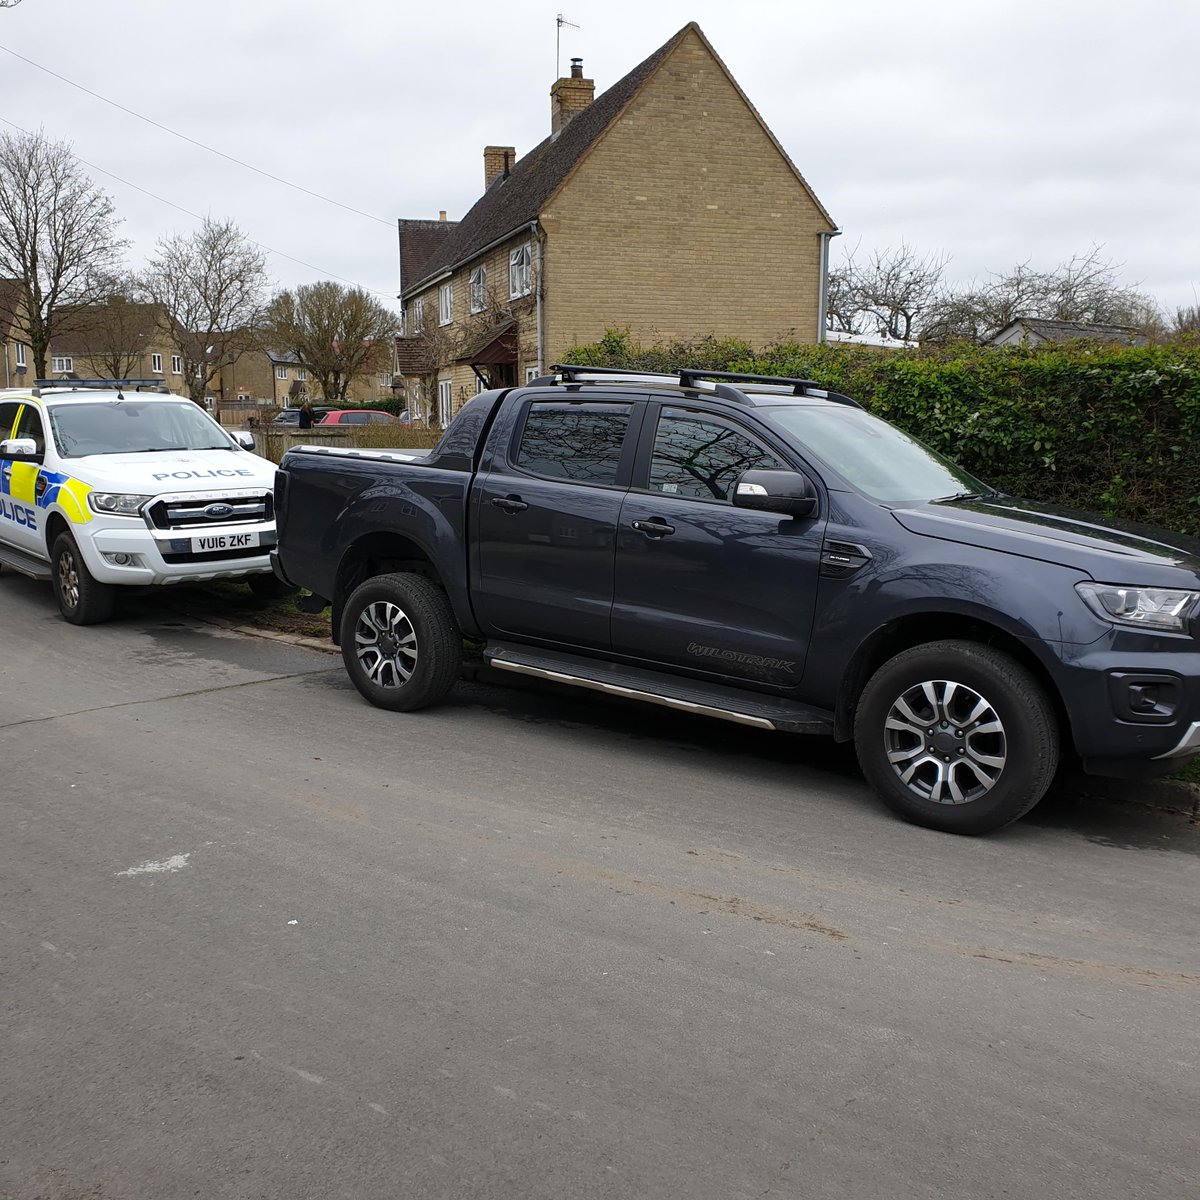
[2,0,1197,317]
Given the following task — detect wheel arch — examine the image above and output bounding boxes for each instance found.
[332,531,445,646]
[834,613,1069,747]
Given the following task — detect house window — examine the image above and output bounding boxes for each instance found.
[525,366,539,383]
[276,366,288,380]
[51,355,73,373]
[438,379,453,427]
[15,343,26,368]
[410,383,422,420]
[469,266,487,314]
[296,368,307,382]
[411,298,424,333]
[194,364,204,379]
[509,244,532,298]
[439,283,453,326]
[171,355,183,375]
[379,371,392,387]
[151,353,163,373]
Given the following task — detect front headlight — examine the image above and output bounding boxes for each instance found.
[1075,582,1199,632]
[88,492,152,517]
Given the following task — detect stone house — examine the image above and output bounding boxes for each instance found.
[394,21,836,426]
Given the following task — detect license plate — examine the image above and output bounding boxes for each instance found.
[191,531,260,552]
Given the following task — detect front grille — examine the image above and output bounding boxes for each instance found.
[147,492,273,530]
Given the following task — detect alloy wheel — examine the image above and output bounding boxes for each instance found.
[882,679,1006,805]
[353,600,418,688]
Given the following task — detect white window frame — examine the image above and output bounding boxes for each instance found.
[296,368,307,382]
[151,353,163,374]
[509,244,532,298]
[469,265,487,314]
[171,354,183,375]
[439,283,453,326]
[276,366,288,380]
[525,366,539,383]
[411,298,424,334]
[51,355,73,373]
[438,379,453,427]
[15,342,26,368]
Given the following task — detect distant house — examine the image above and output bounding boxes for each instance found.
[394,21,836,426]
[0,277,29,387]
[987,317,1150,348]
[46,299,183,389]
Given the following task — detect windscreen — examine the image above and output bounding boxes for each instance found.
[48,400,237,458]
[760,403,992,503]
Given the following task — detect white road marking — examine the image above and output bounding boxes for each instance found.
[117,853,191,877]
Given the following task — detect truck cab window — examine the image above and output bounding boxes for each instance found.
[649,412,782,501]
[514,403,630,485]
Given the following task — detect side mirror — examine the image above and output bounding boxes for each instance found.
[0,437,39,462]
[232,431,256,451]
[732,469,817,518]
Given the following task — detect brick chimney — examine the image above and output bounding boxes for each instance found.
[551,57,594,135]
[484,145,516,188]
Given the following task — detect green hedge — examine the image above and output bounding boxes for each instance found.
[560,332,1200,536]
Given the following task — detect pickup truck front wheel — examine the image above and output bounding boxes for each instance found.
[854,640,1059,835]
[51,531,116,625]
[340,573,462,712]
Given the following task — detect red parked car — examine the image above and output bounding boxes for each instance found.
[316,409,397,426]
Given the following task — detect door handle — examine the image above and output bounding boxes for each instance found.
[492,495,528,513]
[631,518,675,537]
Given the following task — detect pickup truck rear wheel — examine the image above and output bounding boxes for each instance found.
[340,573,462,712]
[854,640,1059,835]
[51,531,116,625]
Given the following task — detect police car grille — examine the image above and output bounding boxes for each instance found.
[147,493,273,530]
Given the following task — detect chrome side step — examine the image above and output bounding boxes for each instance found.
[484,643,833,734]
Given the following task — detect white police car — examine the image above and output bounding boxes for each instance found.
[0,384,281,624]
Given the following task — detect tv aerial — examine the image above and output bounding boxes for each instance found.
[556,13,579,78]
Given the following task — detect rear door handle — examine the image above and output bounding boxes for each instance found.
[492,495,528,513]
[631,518,675,537]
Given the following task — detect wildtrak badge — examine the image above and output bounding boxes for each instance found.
[687,642,795,672]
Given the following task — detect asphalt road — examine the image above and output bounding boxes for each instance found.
[2,573,1198,1200]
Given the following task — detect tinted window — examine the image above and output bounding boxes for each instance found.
[649,411,783,501]
[515,403,630,485]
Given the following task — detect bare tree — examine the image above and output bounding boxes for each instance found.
[1171,303,1200,339]
[0,129,126,379]
[262,282,397,402]
[142,217,268,403]
[924,246,1163,343]
[828,243,949,342]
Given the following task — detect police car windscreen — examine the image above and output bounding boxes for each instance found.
[49,401,235,458]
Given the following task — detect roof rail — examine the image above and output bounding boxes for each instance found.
[549,363,680,387]
[547,363,862,409]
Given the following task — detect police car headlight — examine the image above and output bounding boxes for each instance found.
[1076,582,1200,632]
[88,492,152,517]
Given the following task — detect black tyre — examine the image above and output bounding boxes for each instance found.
[339,573,462,712]
[51,530,117,625]
[854,640,1059,835]
[248,572,296,601]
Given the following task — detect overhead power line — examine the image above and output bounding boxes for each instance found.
[0,42,395,228]
[0,114,398,299]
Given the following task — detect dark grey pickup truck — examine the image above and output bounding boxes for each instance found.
[272,366,1200,834]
